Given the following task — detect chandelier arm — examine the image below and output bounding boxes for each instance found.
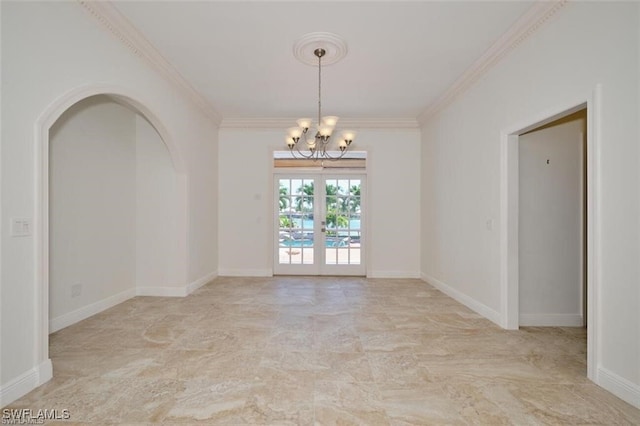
[288,146,347,161]
[289,142,315,160]
[288,135,348,161]
[319,148,348,161]
[289,150,312,160]
[289,150,311,160]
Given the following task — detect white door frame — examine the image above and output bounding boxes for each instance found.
[499,85,601,382]
[272,169,366,276]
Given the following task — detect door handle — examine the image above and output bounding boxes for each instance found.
[321,227,326,233]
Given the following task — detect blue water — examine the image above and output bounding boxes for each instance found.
[280,238,351,248]
[294,218,360,230]
[280,217,361,245]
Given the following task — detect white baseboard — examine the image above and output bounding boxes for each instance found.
[519,313,584,327]
[421,273,502,326]
[597,367,640,409]
[187,271,217,293]
[49,273,219,332]
[136,271,218,296]
[49,288,136,333]
[368,270,421,279]
[135,286,187,297]
[0,359,52,408]
[218,269,272,277]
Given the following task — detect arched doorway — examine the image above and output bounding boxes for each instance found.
[34,85,189,378]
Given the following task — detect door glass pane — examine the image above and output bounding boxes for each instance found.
[278,178,314,265]
[324,178,361,266]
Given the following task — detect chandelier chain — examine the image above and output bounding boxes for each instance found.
[318,51,322,130]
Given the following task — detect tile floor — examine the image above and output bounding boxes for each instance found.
[7,276,640,424]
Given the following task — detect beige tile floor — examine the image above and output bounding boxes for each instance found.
[8,276,640,425]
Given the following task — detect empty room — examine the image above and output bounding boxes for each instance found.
[1,0,639,424]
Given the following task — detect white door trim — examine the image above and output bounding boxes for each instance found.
[499,85,601,383]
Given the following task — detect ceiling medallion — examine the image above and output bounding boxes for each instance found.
[286,33,355,161]
[292,32,348,67]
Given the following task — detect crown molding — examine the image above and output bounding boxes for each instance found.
[220,117,420,129]
[77,1,222,126]
[417,0,568,125]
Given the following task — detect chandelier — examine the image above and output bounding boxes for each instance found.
[286,46,356,160]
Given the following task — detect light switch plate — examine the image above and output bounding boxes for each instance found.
[11,218,32,237]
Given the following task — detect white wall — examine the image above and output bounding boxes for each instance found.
[421,1,639,405]
[1,1,218,404]
[49,96,136,326]
[218,127,421,278]
[518,114,585,326]
[364,129,421,278]
[135,115,183,291]
[185,114,219,285]
[637,5,640,390]
[217,129,273,277]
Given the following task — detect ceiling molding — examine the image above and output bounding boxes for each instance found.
[293,32,348,67]
[417,0,568,125]
[77,0,223,126]
[220,117,420,130]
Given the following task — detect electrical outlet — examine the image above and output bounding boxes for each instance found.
[71,284,82,298]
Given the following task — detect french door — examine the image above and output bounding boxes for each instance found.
[274,173,365,276]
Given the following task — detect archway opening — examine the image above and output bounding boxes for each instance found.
[47,94,181,333]
[34,90,188,382]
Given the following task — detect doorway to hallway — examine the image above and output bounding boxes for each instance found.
[501,98,598,381]
[518,109,587,327]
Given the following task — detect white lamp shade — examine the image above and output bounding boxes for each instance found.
[288,127,303,138]
[296,118,312,129]
[321,116,339,127]
[286,136,296,147]
[318,126,333,137]
[341,130,356,142]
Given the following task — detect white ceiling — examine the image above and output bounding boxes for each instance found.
[112,1,535,121]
